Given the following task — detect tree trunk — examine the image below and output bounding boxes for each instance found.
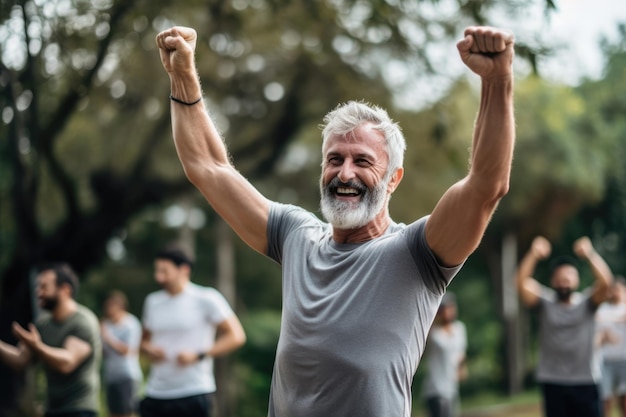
[500,232,526,395]
[0,261,37,417]
[214,219,237,417]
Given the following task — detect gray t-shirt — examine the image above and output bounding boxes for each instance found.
[36,304,101,413]
[535,286,601,384]
[102,312,143,383]
[266,202,463,417]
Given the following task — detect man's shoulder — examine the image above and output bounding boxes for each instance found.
[187,283,227,302]
[144,289,167,303]
[270,201,323,226]
[73,304,100,328]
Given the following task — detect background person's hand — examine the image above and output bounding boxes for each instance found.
[573,236,594,260]
[530,236,551,260]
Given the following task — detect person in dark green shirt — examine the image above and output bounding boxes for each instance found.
[0,263,101,417]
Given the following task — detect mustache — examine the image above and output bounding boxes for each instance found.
[326,177,368,193]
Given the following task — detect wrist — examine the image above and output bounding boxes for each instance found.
[197,352,206,361]
[169,73,202,103]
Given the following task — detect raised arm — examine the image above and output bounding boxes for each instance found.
[425,26,515,266]
[573,236,613,306]
[515,236,551,307]
[156,26,270,254]
[12,322,92,374]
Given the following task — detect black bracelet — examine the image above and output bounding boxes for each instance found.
[169,94,202,106]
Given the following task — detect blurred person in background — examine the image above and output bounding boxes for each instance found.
[0,262,101,417]
[596,276,626,417]
[139,246,246,417]
[421,292,468,417]
[516,236,613,417]
[101,289,143,417]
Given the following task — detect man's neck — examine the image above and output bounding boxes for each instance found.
[52,298,77,321]
[332,212,392,244]
[109,310,127,323]
[166,278,189,296]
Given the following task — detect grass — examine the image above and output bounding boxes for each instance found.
[412,389,541,417]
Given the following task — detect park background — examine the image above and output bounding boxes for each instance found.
[1,0,626,415]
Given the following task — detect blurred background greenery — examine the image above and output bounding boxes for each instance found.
[1,0,626,415]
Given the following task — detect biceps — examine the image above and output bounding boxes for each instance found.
[426,180,495,266]
[63,336,92,365]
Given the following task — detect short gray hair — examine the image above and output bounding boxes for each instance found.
[320,101,406,177]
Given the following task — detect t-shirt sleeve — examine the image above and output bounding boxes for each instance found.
[403,216,465,294]
[141,295,153,331]
[69,310,99,346]
[203,288,235,325]
[459,321,468,353]
[266,201,323,264]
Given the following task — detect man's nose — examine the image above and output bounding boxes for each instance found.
[337,161,356,183]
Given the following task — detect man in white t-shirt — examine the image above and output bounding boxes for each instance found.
[139,247,246,417]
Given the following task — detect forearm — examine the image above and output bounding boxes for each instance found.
[587,250,613,293]
[516,251,537,289]
[470,75,515,198]
[208,327,246,358]
[515,251,543,306]
[32,343,80,374]
[169,72,231,185]
[104,337,130,356]
[0,340,30,371]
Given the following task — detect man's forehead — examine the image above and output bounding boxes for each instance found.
[324,125,386,153]
[37,270,56,284]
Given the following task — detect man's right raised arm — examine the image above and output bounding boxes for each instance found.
[515,236,549,307]
[156,26,270,254]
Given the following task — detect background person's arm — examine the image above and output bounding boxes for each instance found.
[177,315,246,365]
[574,236,613,306]
[514,236,550,308]
[13,323,91,374]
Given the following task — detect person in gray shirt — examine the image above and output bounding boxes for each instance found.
[421,292,468,417]
[154,24,515,417]
[101,290,143,417]
[516,236,613,417]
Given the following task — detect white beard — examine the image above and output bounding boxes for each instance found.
[320,175,389,229]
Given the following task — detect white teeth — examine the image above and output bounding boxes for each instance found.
[337,187,359,195]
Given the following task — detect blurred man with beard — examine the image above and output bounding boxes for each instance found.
[516,236,613,417]
[155,24,515,417]
[0,263,101,417]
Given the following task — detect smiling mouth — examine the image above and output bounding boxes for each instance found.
[335,187,361,197]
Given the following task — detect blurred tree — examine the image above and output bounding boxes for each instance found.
[0,0,556,414]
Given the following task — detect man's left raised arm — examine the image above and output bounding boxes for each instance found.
[574,236,613,306]
[426,26,515,267]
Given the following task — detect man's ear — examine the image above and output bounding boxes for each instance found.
[387,167,404,193]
